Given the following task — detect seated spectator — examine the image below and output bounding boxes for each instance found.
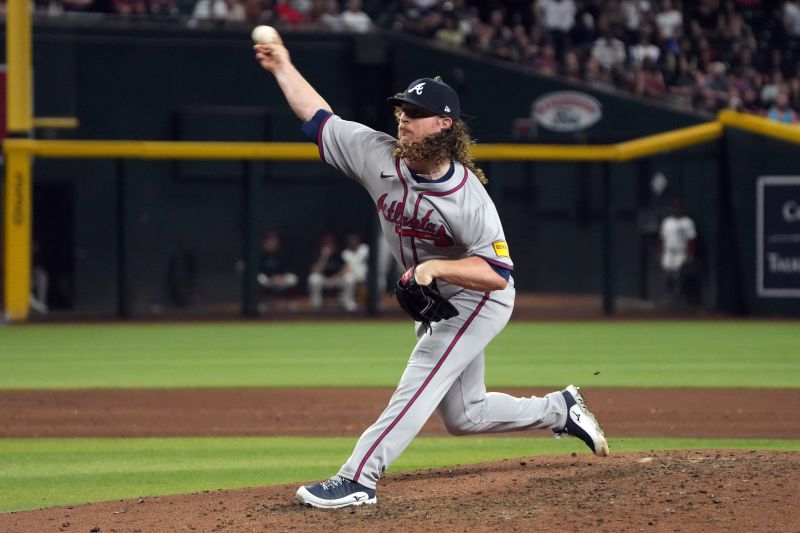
[739,86,761,113]
[340,0,374,33]
[733,46,758,78]
[435,16,465,48]
[786,0,800,38]
[509,23,531,58]
[561,49,581,82]
[730,64,757,98]
[191,0,228,23]
[760,70,784,106]
[413,0,439,10]
[570,10,599,46]
[629,33,661,67]
[718,12,755,62]
[689,0,720,39]
[340,232,369,301]
[621,0,653,39]
[535,0,576,34]
[226,0,246,23]
[416,9,446,39]
[275,0,307,25]
[635,58,668,97]
[486,6,507,34]
[318,0,344,31]
[390,0,425,33]
[307,234,341,311]
[591,29,627,71]
[148,0,179,17]
[727,86,744,111]
[469,21,498,55]
[665,54,698,106]
[243,0,275,24]
[788,77,800,110]
[533,42,559,75]
[257,231,299,313]
[583,56,615,90]
[693,36,716,70]
[457,6,482,39]
[307,233,369,312]
[34,0,64,15]
[704,61,732,107]
[767,91,799,123]
[112,0,147,16]
[654,0,683,42]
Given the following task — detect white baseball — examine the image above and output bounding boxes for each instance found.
[251,25,278,45]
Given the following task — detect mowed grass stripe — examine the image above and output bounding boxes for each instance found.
[1,322,797,389]
[1,436,798,513]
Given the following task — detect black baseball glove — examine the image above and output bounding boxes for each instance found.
[394,266,459,332]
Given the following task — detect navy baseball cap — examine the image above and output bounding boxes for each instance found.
[388,77,460,119]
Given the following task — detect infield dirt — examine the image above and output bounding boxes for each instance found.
[1,387,798,531]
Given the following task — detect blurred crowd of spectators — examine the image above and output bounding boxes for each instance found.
[393,0,800,121]
[15,0,800,121]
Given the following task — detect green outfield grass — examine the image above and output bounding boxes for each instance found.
[1,436,798,513]
[0,321,797,389]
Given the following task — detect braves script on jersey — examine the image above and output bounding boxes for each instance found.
[302,112,569,490]
[316,114,514,297]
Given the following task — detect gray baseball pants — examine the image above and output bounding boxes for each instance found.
[338,282,568,489]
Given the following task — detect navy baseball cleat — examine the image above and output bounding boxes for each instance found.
[296,475,377,509]
[554,385,610,457]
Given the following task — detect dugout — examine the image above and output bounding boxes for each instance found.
[2,22,798,318]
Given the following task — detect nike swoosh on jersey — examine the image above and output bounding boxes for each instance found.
[380,171,394,179]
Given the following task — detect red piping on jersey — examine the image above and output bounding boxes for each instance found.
[396,228,454,247]
[410,167,469,264]
[394,158,410,269]
[316,113,334,161]
[352,291,491,484]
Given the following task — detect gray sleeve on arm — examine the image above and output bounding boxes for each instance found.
[317,115,395,184]
[460,202,514,270]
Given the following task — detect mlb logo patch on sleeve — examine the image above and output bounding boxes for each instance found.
[492,241,509,257]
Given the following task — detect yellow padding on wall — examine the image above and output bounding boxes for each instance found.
[4,121,724,163]
[718,110,800,145]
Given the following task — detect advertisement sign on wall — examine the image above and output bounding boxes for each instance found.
[757,176,800,297]
[532,91,602,132]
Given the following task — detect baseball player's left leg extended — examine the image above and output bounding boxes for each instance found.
[435,351,609,456]
[434,352,565,434]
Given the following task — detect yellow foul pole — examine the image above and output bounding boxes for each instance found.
[4,0,33,320]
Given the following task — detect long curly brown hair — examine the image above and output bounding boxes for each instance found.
[393,109,488,185]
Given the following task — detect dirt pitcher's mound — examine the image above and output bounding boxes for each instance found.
[3,388,798,439]
[2,451,798,532]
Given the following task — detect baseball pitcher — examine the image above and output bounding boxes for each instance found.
[254,32,609,510]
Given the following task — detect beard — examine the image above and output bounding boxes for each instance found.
[394,129,449,163]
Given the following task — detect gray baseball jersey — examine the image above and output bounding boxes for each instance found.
[309,113,567,489]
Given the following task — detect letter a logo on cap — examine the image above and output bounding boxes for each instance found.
[408,82,426,95]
